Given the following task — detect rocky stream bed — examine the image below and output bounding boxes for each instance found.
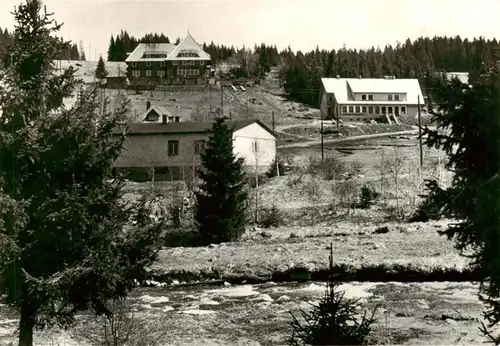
[0,280,489,345]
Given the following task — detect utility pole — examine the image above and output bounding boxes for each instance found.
[417,95,423,167]
[321,117,324,163]
[209,84,212,116]
[272,111,279,176]
[336,104,340,131]
[220,85,224,117]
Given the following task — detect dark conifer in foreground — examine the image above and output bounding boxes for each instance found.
[0,1,165,345]
[194,118,248,245]
[421,62,500,342]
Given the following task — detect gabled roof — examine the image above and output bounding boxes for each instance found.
[113,119,275,137]
[125,33,211,63]
[140,105,173,123]
[321,78,424,105]
[125,43,176,63]
[166,33,211,61]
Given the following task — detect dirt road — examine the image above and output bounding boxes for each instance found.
[277,129,420,149]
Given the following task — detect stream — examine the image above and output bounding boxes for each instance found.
[0,280,487,345]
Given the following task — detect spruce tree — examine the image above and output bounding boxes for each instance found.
[194,118,248,245]
[95,55,108,79]
[422,64,500,340]
[0,1,165,345]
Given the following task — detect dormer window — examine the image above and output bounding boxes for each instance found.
[361,95,366,100]
[394,95,400,101]
[368,95,373,100]
[388,95,393,101]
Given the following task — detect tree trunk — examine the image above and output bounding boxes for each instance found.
[19,300,36,346]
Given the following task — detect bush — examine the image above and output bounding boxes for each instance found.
[409,195,443,222]
[357,185,380,209]
[247,173,270,188]
[258,205,284,228]
[266,158,287,178]
[307,157,345,181]
[288,289,378,345]
[162,229,199,247]
[74,298,167,346]
[288,244,378,345]
[409,180,447,222]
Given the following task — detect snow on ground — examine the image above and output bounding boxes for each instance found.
[0,281,489,345]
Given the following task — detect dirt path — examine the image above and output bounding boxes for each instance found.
[278,129,420,149]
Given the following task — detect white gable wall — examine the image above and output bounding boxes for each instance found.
[232,123,276,173]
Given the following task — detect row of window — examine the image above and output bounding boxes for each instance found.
[173,60,200,66]
[130,60,204,67]
[168,139,206,156]
[360,94,401,101]
[130,69,201,78]
[177,69,200,76]
[341,105,407,115]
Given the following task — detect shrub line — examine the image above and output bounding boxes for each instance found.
[143,264,480,288]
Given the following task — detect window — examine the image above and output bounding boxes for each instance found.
[401,106,406,114]
[172,61,178,66]
[194,140,206,155]
[375,106,380,114]
[145,70,152,77]
[388,106,393,114]
[394,106,399,115]
[381,106,386,114]
[132,70,140,78]
[252,141,259,152]
[342,106,347,113]
[355,106,360,113]
[160,61,165,67]
[362,95,367,101]
[348,106,354,113]
[158,70,165,77]
[200,61,204,66]
[168,140,179,156]
[174,116,180,122]
[362,106,367,113]
[146,61,151,67]
[394,94,400,101]
[131,62,137,67]
[168,116,174,122]
[368,94,373,101]
[368,106,373,114]
[388,95,393,101]
[145,110,159,122]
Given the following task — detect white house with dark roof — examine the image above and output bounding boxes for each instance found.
[112,119,276,180]
[319,77,425,123]
[125,33,211,86]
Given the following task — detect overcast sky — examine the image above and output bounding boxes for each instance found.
[1,0,499,61]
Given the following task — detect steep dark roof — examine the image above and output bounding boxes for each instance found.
[112,119,275,137]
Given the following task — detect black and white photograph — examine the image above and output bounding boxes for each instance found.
[0,0,499,345]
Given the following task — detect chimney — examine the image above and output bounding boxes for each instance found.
[146,100,151,110]
[162,113,167,124]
